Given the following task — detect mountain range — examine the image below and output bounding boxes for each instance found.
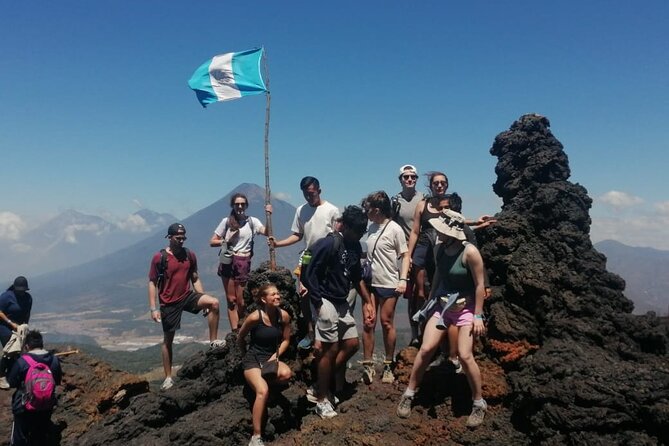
[594,239,669,315]
[0,208,177,278]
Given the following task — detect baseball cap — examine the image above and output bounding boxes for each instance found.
[399,164,418,177]
[166,223,186,238]
[13,276,30,292]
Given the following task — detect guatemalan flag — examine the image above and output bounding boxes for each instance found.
[188,47,267,108]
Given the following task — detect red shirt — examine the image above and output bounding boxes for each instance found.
[148,249,197,305]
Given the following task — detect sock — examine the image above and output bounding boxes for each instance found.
[404,388,416,397]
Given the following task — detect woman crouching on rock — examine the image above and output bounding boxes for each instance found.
[238,283,292,446]
[396,209,488,427]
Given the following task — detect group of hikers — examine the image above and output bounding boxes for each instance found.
[148,164,495,446]
[0,164,494,445]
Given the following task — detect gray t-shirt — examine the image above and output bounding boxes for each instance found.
[393,191,424,240]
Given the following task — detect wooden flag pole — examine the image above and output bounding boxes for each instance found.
[263,48,276,271]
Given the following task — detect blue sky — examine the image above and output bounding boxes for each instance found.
[1,1,668,248]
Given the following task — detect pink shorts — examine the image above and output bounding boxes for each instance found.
[432,303,474,327]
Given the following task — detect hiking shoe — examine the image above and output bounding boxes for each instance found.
[450,357,463,374]
[466,401,487,428]
[362,362,375,385]
[397,393,414,418]
[248,435,265,446]
[297,334,313,350]
[160,377,174,390]
[306,386,339,405]
[210,339,226,349]
[315,400,338,419]
[382,364,394,384]
[0,376,9,390]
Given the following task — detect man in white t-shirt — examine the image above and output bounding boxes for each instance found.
[270,176,341,349]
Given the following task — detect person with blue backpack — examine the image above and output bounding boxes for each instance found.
[7,329,62,446]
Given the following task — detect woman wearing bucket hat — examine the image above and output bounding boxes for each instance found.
[0,276,33,389]
[210,193,271,332]
[397,209,488,427]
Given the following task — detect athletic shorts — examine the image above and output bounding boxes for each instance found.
[219,254,252,283]
[313,298,358,343]
[161,291,203,332]
[371,286,399,300]
[432,301,475,327]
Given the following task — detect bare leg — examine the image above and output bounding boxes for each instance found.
[235,282,246,324]
[317,341,338,400]
[406,316,446,392]
[335,337,359,392]
[197,294,221,341]
[362,293,378,361]
[458,324,482,400]
[447,324,458,359]
[244,368,269,437]
[379,296,398,360]
[162,331,176,379]
[224,277,239,331]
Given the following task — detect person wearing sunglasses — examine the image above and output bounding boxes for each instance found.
[210,193,271,333]
[148,223,224,390]
[402,171,449,347]
[391,164,424,347]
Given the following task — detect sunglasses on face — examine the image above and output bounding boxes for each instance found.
[234,202,248,207]
[402,175,417,180]
[432,181,447,186]
[172,236,187,241]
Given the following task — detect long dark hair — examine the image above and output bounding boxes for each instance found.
[228,193,248,230]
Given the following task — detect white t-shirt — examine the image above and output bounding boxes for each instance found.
[366,219,408,288]
[214,216,264,254]
[291,201,341,249]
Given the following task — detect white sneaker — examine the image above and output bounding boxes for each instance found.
[0,376,9,390]
[315,400,338,419]
[362,362,375,385]
[160,377,174,390]
[381,364,394,384]
[306,386,339,405]
[248,435,265,446]
[210,339,226,349]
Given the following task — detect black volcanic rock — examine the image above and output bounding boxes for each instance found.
[477,114,669,444]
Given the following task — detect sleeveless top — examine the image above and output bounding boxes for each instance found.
[434,244,475,295]
[418,198,441,244]
[248,309,282,357]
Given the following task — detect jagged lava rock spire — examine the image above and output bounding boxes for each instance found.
[477,114,669,444]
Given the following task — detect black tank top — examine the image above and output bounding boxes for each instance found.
[419,197,442,231]
[249,309,282,356]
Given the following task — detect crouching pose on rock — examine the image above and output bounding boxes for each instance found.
[397,209,488,427]
[238,283,292,446]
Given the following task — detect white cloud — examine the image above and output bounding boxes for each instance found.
[591,213,669,250]
[598,190,644,209]
[654,201,669,214]
[63,223,111,244]
[0,212,26,241]
[273,191,291,201]
[117,214,151,233]
[132,199,143,209]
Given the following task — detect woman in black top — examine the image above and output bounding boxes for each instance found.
[237,283,291,446]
